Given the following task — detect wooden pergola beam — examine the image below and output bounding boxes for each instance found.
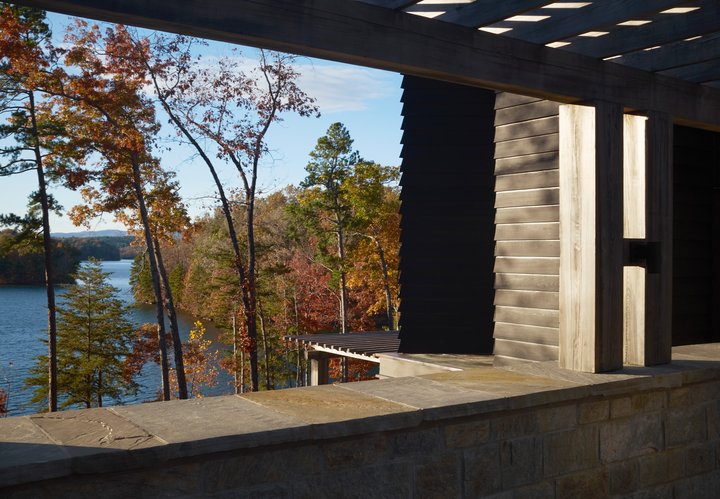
[355,0,420,10]
[661,58,720,84]
[568,0,720,58]
[616,33,720,72]
[436,0,549,27]
[510,0,682,45]
[13,0,720,131]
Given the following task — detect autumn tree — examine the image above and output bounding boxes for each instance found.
[171,321,218,398]
[57,21,185,400]
[0,387,7,417]
[132,33,318,392]
[296,124,399,329]
[345,170,400,329]
[0,5,79,412]
[26,260,138,409]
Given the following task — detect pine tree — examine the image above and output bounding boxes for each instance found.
[26,259,138,409]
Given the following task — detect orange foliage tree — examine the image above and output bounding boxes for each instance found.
[57,21,186,400]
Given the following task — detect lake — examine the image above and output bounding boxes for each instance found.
[0,259,233,416]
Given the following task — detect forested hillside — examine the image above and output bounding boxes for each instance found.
[0,230,80,284]
[64,236,139,261]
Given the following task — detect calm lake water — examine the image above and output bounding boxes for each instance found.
[0,260,233,416]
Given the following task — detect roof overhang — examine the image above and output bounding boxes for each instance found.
[13,0,720,131]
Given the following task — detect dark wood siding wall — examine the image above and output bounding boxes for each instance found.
[492,94,561,364]
[397,76,496,354]
[673,125,720,345]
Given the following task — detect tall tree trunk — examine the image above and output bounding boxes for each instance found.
[232,312,239,395]
[293,291,301,387]
[336,225,348,334]
[258,301,271,390]
[97,371,103,408]
[149,77,258,390]
[28,91,58,412]
[245,190,260,392]
[336,223,348,383]
[240,350,245,394]
[371,236,394,329]
[153,237,188,399]
[130,156,170,400]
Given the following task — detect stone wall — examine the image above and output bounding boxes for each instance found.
[4,359,720,499]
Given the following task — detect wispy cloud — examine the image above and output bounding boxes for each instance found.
[178,54,397,114]
[295,63,396,113]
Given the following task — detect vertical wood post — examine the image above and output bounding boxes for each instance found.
[308,352,329,386]
[623,115,647,365]
[559,102,624,372]
[624,112,673,365]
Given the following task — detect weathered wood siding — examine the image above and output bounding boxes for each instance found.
[673,125,720,345]
[397,76,496,353]
[493,94,561,364]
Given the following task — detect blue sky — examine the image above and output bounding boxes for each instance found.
[2,12,404,233]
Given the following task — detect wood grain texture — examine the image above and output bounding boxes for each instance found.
[495,223,559,241]
[495,152,559,175]
[495,306,560,328]
[495,187,560,208]
[644,112,673,364]
[495,205,559,223]
[493,338,559,362]
[494,93,543,110]
[494,273,559,292]
[622,114,646,366]
[494,257,560,275]
[495,240,560,257]
[492,94,562,365]
[623,115,647,240]
[559,103,624,373]
[622,113,674,362]
[494,322,559,345]
[494,289,559,310]
[494,134,559,159]
[495,101,562,127]
[495,116,559,143]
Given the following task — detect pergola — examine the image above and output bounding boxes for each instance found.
[17,0,720,373]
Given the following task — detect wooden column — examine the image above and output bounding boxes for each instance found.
[308,351,330,386]
[624,113,673,365]
[559,102,624,372]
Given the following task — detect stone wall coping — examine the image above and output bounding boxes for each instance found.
[1,343,719,489]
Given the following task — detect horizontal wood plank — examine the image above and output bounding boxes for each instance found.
[495,223,559,241]
[495,188,560,208]
[494,289,559,310]
[494,273,559,292]
[495,170,559,192]
[494,116,559,142]
[494,92,543,110]
[494,133,559,159]
[495,152,558,175]
[495,101,561,127]
[494,322,558,345]
[495,240,560,257]
[494,306,560,328]
[493,338,558,361]
[495,205,559,224]
[494,256,559,274]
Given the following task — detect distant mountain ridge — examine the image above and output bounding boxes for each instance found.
[52,229,128,238]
